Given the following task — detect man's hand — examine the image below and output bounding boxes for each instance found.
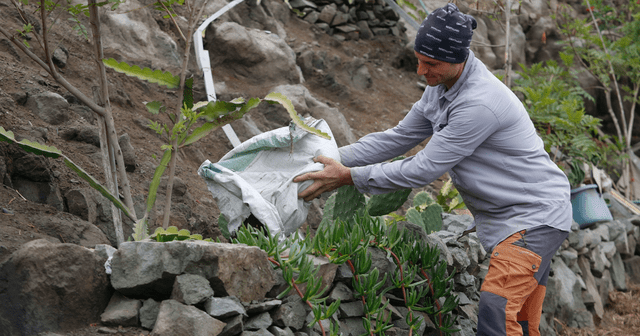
[293,155,354,202]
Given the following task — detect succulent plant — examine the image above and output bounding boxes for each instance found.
[366,189,412,216]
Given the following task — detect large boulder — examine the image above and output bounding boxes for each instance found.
[110,241,275,302]
[0,239,112,335]
[205,22,301,86]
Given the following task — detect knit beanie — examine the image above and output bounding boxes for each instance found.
[414,3,477,64]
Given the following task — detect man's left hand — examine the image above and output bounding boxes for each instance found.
[293,155,354,201]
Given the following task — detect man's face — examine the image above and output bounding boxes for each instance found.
[415,51,463,89]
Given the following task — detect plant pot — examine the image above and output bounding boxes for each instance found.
[570,184,613,229]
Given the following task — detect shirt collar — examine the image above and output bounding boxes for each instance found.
[437,50,476,102]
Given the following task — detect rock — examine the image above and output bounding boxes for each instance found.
[246,300,282,314]
[31,215,111,249]
[356,21,373,40]
[334,263,354,282]
[367,246,397,289]
[101,292,142,327]
[349,63,371,90]
[268,326,295,336]
[66,188,98,223]
[140,299,161,330]
[548,259,586,324]
[272,295,308,330]
[110,241,275,302]
[60,125,101,147]
[220,314,244,336]
[205,22,300,86]
[318,4,337,24]
[577,256,603,319]
[171,273,215,305]
[450,246,471,272]
[118,133,137,172]
[338,301,364,318]
[12,176,64,211]
[52,46,68,68]
[589,245,608,276]
[245,312,273,331]
[327,281,355,303]
[101,0,180,67]
[304,11,320,24]
[26,91,69,125]
[151,300,226,336]
[610,252,627,291]
[339,318,366,336]
[0,240,111,335]
[242,329,274,336]
[624,256,640,284]
[204,297,247,319]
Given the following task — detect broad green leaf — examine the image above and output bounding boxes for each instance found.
[201,100,239,121]
[183,77,194,109]
[145,101,164,115]
[102,58,179,88]
[264,92,331,140]
[146,149,173,214]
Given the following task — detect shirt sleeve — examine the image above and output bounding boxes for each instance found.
[339,104,434,167]
[351,104,500,194]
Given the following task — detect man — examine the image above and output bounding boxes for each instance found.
[293,3,572,336]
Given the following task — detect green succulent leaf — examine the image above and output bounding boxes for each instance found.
[264,92,330,140]
[102,58,180,88]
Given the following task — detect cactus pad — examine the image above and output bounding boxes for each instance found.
[406,203,443,234]
[367,189,412,216]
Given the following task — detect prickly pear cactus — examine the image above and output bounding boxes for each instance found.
[323,185,366,223]
[412,191,435,207]
[366,189,412,216]
[406,203,443,234]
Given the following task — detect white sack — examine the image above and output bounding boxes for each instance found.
[198,118,340,237]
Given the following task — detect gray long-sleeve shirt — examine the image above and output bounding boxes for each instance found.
[339,51,572,252]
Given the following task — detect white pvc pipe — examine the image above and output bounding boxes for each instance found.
[193,0,246,148]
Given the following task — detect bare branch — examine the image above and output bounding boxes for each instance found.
[159,1,186,41]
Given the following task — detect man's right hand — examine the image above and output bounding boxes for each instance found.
[293,155,354,202]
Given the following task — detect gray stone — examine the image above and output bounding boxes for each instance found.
[60,125,100,147]
[592,224,610,242]
[101,292,141,327]
[318,4,337,24]
[560,249,578,268]
[338,301,364,318]
[327,282,355,303]
[171,273,214,305]
[245,312,273,331]
[371,27,389,35]
[601,241,617,259]
[455,292,472,306]
[605,220,626,241]
[454,272,475,288]
[589,245,608,276]
[242,329,274,336]
[356,21,373,40]
[272,295,308,330]
[450,247,471,271]
[97,327,118,334]
[304,11,320,24]
[367,246,397,289]
[151,300,226,336]
[52,46,68,68]
[110,241,275,302]
[118,133,137,172]
[26,91,69,125]
[140,299,161,330]
[12,176,64,211]
[624,256,640,285]
[424,233,454,265]
[548,259,586,324]
[205,297,246,318]
[220,314,244,336]
[615,231,630,255]
[289,0,317,9]
[610,252,627,291]
[339,318,367,336]
[626,234,637,257]
[268,326,295,336]
[0,240,111,335]
[331,13,350,26]
[305,312,331,335]
[577,256,603,319]
[335,263,354,282]
[246,300,282,314]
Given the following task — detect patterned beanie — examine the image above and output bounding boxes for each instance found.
[414,3,477,64]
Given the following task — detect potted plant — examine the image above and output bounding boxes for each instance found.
[513,57,621,227]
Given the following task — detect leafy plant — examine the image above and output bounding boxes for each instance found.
[513,58,625,185]
[150,226,213,242]
[555,0,640,195]
[236,207,461,335]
